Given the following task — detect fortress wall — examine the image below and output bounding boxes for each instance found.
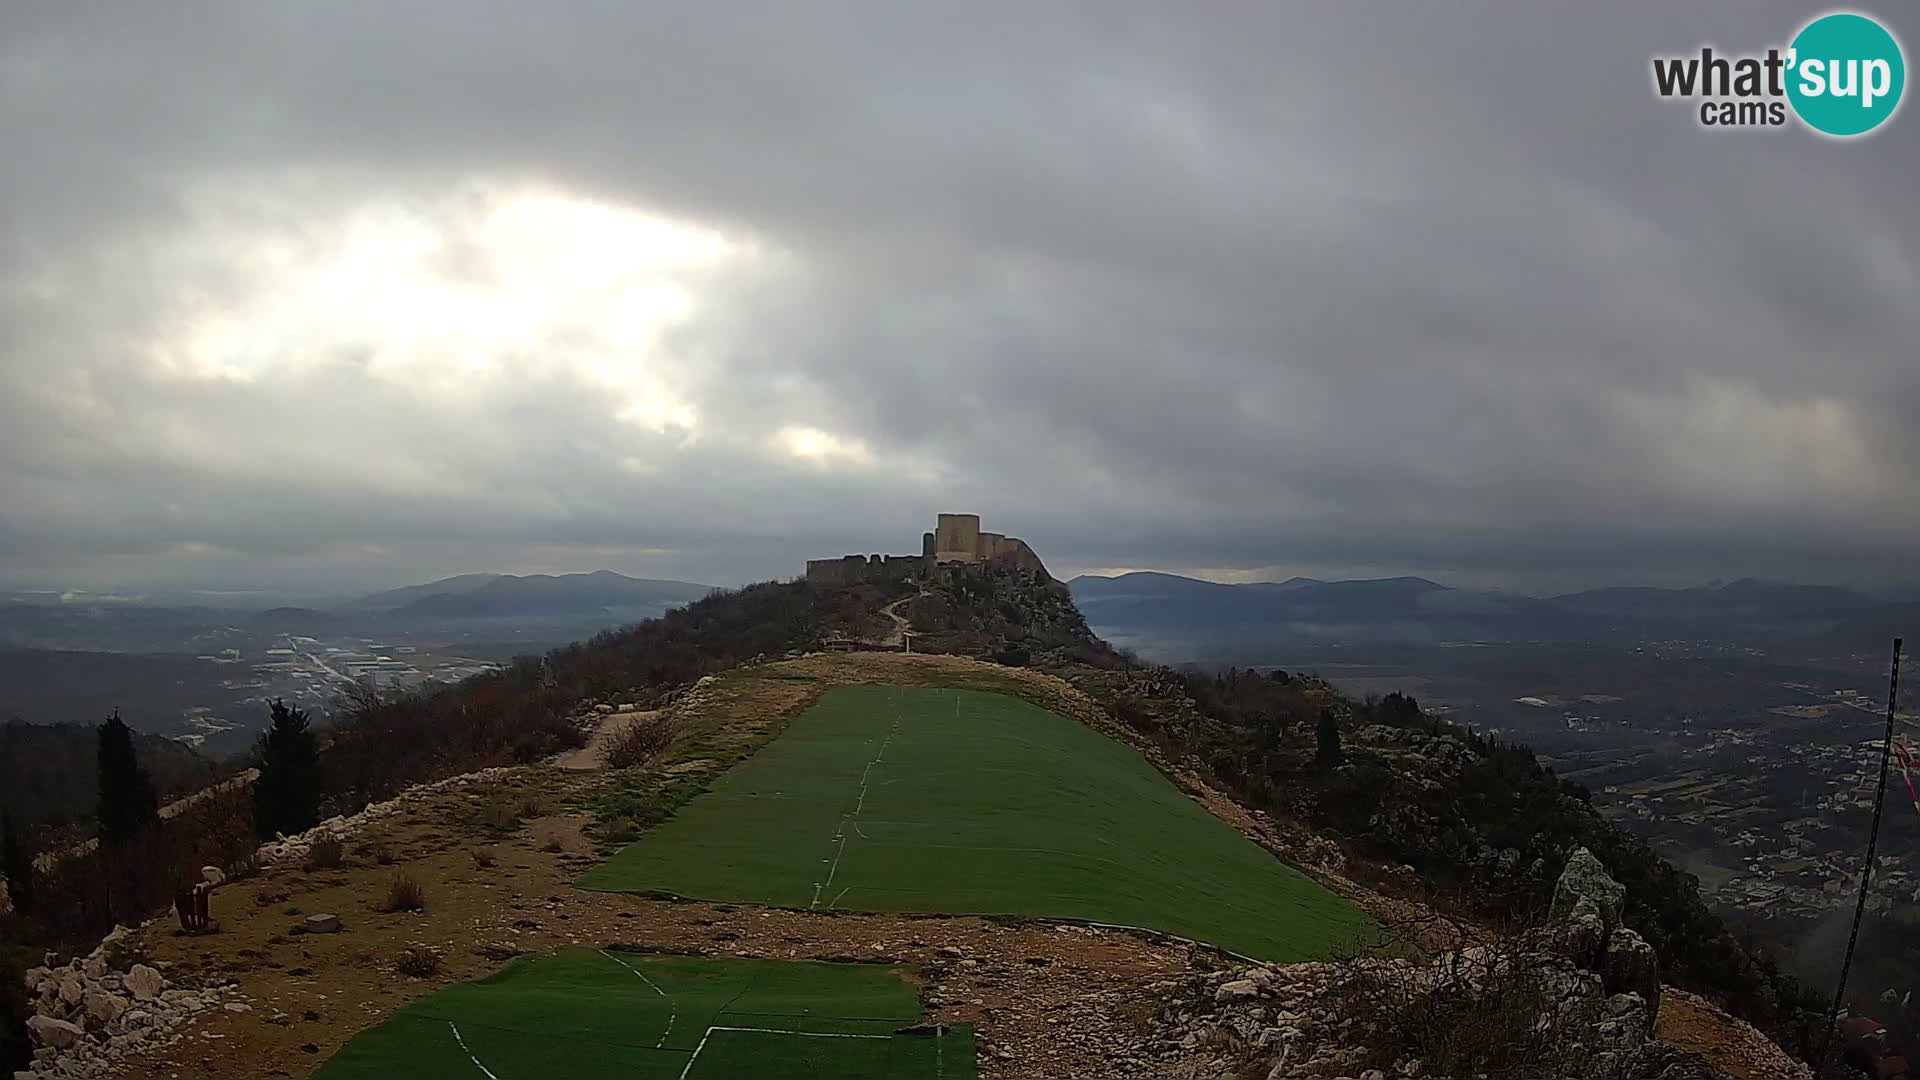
[805,553,926,586]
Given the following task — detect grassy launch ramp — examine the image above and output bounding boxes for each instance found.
[314,951,973,1080]
[582,685,1373,961]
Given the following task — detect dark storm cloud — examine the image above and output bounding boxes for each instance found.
[2,1,1916,594]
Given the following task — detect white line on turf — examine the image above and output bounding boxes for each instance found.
[598,949,677,1049]
[818,832,850,901]
[811,701,903,909]
[447,1021,499,1080]
[677,1025,898,1080]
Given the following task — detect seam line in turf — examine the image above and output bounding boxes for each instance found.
[599,948,677,1049]
[813,697,903,910]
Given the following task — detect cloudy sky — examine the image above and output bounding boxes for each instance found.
[3,2,1916,597]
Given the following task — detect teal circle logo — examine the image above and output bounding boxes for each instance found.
[1787,12,1905,137]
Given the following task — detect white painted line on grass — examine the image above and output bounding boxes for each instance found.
[677,1024,897,1080]
[819,832,850,899]
[599,949,677,1049]
[447,1021,499,1080]
[812,703,902,909]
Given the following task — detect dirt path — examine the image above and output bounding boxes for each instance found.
[876,593,917,647]
[551,709,661,771]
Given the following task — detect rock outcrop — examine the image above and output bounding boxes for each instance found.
[1552,846,1662,1015]
[19,925,231,1079]
[1133,850,1745,1079]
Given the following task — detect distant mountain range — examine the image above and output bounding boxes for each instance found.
[1069,572,1913,653]
[350,571,716,619]
[0,572,718,653]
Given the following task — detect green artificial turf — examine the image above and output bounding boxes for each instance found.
[580,685,1375,961]
[313,950,974,1080]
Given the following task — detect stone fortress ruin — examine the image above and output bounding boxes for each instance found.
[804,513,1051,585]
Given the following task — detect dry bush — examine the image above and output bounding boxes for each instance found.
[470,848,496,869]
[476,790,520,833]
[1323,928,1622,1080]
[364,841,395,866]
[380,872,426,913]
[539,835,564,853]
[599,716,677,770]
[396,944,442,977]
[303,835,345,871]
[517,793,546,819]
[224,850,261,882]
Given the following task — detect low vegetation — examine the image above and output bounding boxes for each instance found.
[379,872,426,914]
[394,944,442,978]
[303,834,346,871]
[599,715,677,769]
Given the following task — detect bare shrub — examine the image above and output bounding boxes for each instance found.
[1324,927,1620,1080]
[303,835,345,871]
[380,872,426,913]
[476,790,520,833]
[470,848,496,869]
[517,793,546,819]
[539,835,564,853]
[396,944,442,977]
[599,716,677,770]
[364,841,395,866]
[224,851,261,881]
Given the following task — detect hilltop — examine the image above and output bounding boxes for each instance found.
[5,562,1823,1079]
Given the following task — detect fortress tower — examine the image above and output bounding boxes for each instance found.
[933,513,983,563]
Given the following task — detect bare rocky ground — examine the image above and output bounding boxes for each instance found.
[1655,990,1816,1080]
[28,652,1810,1080]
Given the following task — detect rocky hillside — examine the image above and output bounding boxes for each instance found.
[14,652,1812,1080]
[904,563,1831,1064]
[6,566,1832,1079]
[1141,849,1805,1080]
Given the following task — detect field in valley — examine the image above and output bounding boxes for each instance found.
[581,685,1373,961]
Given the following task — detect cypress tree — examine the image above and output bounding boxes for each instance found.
[1315,707,1344,769]
[253,699,323,840]
[1,810,33,916]
[96,709,160,846]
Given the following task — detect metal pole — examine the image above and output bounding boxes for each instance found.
[1816,637,1903,1072]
